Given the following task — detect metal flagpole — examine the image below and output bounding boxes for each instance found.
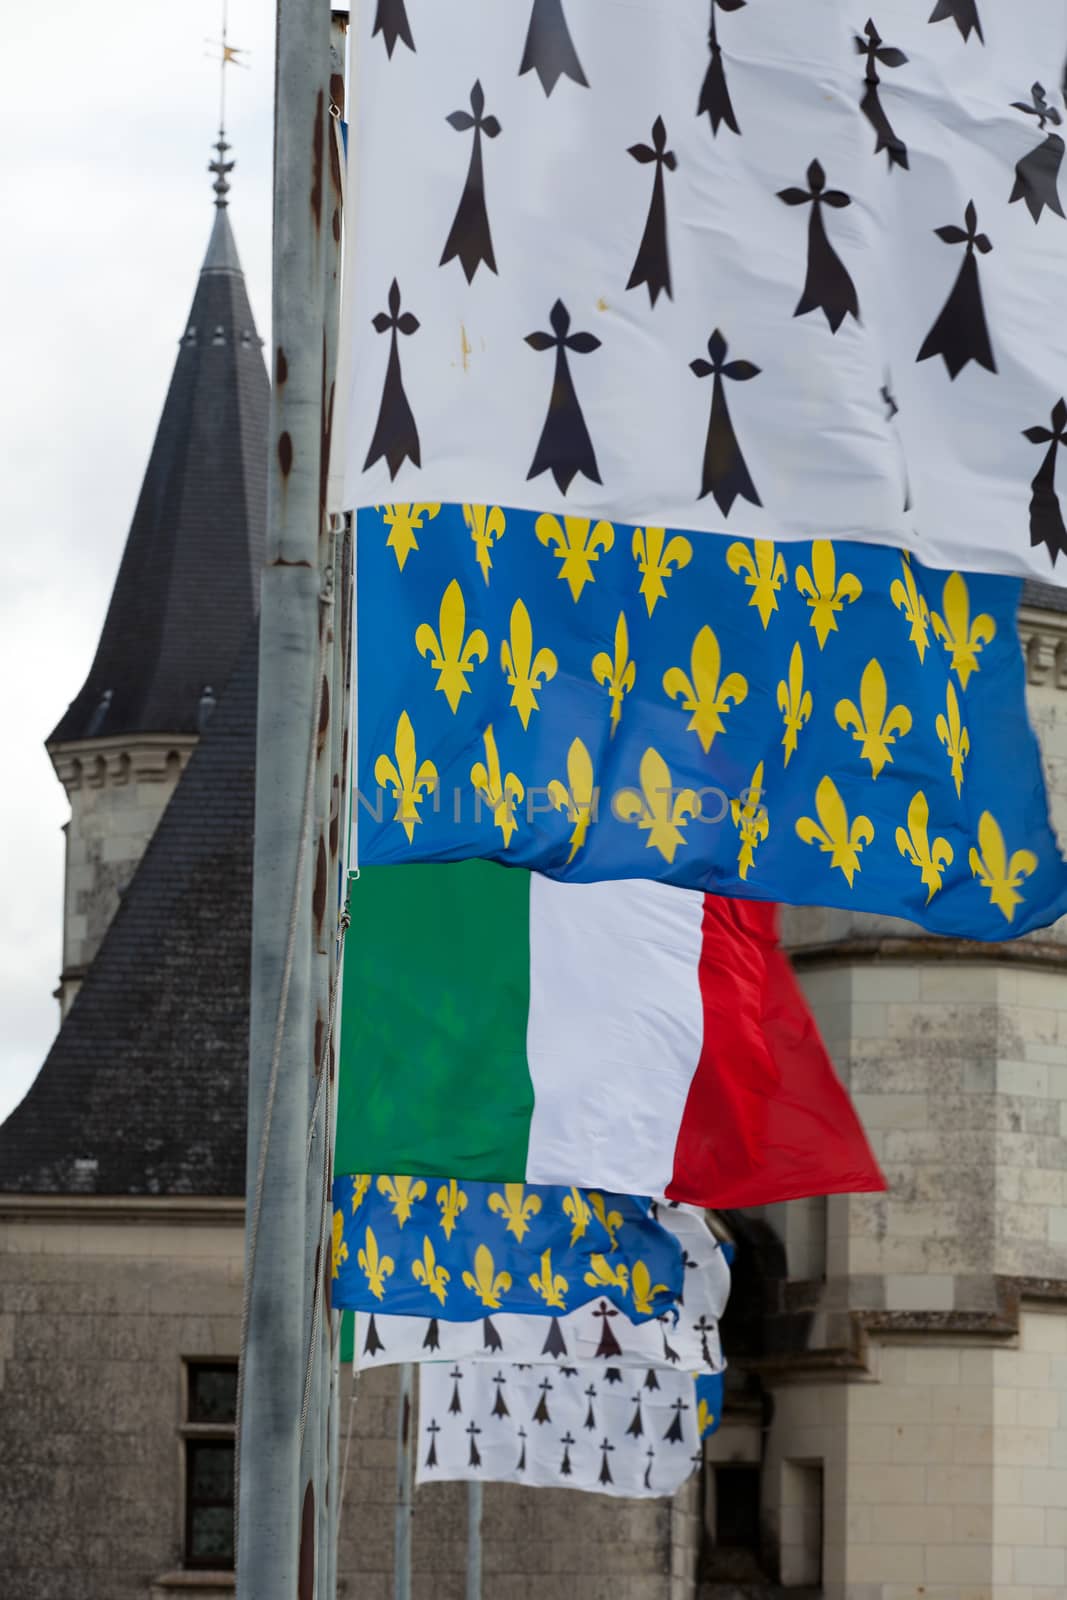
[466,1482,484,1600]
[394,1364,415,1600]
[236,0,331,1595]
[321,16,351,1600]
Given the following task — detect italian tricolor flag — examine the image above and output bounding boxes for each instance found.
[336,863,883,1206]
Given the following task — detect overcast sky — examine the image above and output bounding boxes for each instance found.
[0,2,276,1122]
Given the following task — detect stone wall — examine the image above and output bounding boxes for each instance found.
[0,1202,242,1600]
[759,1307,1067,1600]
[0,1207,701,1600]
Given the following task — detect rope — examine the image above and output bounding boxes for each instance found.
[233,580,333,1556]
[299,1019,335,1452]
[296,773,352,1454]
[304,908,346,1172]
[338,1357,362,1515]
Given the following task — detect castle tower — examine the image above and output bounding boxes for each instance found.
[701,583,1067,1599]
[47,137,268,1015]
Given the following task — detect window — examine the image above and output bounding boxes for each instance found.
[701,1460,766,1583]
[182,1361,237,1570]
[714,1464,762,1549]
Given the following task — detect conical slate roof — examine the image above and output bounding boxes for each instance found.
[49,203,268,745]
[0,622,258,1194]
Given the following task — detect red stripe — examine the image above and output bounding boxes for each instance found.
[666,896,884,1208]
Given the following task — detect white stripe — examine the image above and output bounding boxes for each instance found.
[525,877,705,1193]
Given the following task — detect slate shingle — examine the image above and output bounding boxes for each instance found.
[0,622,258,1194]
[49,207,268,744]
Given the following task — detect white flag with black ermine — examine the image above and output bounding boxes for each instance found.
[416,1358,703,1497]
[345,0,1067,581]
[353,1204,729,1376]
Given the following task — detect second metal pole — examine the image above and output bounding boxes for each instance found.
[466,1481,483,1600]
[394,1363,414,1600]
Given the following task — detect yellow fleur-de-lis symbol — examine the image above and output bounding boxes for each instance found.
[351,1174,371,1214]
[697,1398,714,1436]
[632,526,693,615]
[547,738,597,863]
[776,642,812,767]
[630,1260,670,1315]
[535,513,615,601]
[895,791,954,904]
[436,1179,468,1240]
[592,612,636,738]
[470,725,524,847]
[529,1248,569,1310]
[374,711,438,843]
[589,1192,623,1252]
[376,1174,427,1227]
[487,1183,543,1242]
[730,761,769,881]
[461,1242,512,1308]
[562,1187,592,1247]
[463,504,506,584]
[583,1254,630,1293]
[968,812,1038,924]
[500,599,558,729]
[414,580,489,714]
[616,747,700,865]
[890,553,931,664]
[796,776,875,887]
[331,1211,349,1279]
[726,539,788,628]
[378,503,441,572]
[835,659,913,779]
[936,681,970,797]
[931,571,996,689]
[663,625,748,753]
[795,541,863,649]
[411,1235,450,1305]
[357,1225,395,1301]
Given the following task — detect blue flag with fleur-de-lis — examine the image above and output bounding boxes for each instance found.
[695,1371,724,1439]
[330,1175,684,1323]
[354,505,1067,939]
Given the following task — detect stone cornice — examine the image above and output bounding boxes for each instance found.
[791,932,1067,972]
[48,733,198,791]
[0,1193,243,1225]
[740,1275,1067,1381]
[1019,602,1067,689]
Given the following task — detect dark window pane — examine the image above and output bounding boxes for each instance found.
[189,1505,235,1565]
[190,1443,235,1502]
[715,1465,761,1548]
[186,1441,236,1570]
[188,1363,238,1424]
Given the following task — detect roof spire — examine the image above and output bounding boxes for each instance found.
[206,0,247,208]
[210,131,234,208]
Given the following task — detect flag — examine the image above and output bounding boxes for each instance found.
[345,6,1067,582]
[416,1359,703,1498]
[336,865,884,1205]
[352,507,1067,937]
[695,1372,724,1440]
[343,1203,729,1373]
[342,5,1067,937]
[331,1175,683,1321]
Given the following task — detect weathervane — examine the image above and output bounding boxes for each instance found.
[205,0,248,207]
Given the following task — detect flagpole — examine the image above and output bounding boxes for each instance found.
[237,0,331,1594]
[394,1363,414,1600]
[466,1482,483,1600]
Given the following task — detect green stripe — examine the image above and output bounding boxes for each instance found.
[335,861,534,1179]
